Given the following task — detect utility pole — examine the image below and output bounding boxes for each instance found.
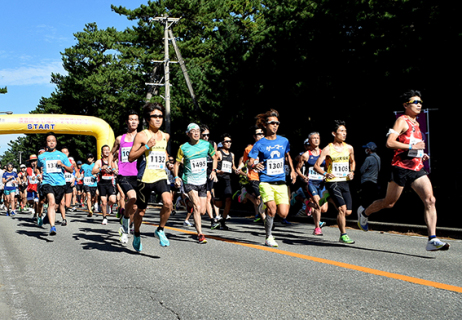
[146,16,200,136]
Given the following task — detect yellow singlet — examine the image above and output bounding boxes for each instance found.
[326,142,350,182]
[141,129,168,183]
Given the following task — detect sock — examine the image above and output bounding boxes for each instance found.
[134,231,141,237]
[429,235,436,241]
[265,216,274,238]
[157,227,164,232]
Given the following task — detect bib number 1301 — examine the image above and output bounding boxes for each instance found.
[267,159,284,175]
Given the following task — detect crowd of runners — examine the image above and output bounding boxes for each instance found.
[0,90,450,252]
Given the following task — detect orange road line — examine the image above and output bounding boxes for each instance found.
[144,222,462,294]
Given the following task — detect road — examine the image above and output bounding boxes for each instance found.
[0,207,460,320]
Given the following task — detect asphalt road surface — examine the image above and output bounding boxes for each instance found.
[1,207,460,320]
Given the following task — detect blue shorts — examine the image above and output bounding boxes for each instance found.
[306,183,325,198]
[4,189,15,196]
[27,191,39,202]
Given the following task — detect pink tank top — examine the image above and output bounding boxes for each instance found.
[118,133,138,176]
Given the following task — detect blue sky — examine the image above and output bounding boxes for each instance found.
[0,0,145,155]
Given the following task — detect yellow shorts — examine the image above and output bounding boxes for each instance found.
[259,182,289,205]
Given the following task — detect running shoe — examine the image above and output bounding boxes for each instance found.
[357,206,369,231]
[226,215,231,220]
[232,189,241,201]
[281,219,291,225]
[183,220,192,227]
[198,234,207,244]
[265,236,278,247]
[313,227,323,236]
[102,217,108,225]
[319,221,326,228]
[238,188,247,203]
[6,212,10,217]
[11,211,16,216]
[211,219,220,229]
[155,229,170,247]
[319,190,330,207]
[220,223,229,230]
[133,235,142,252]
[339,234,355,244]
[61,219,67,226]
[49,226,57,236]
[171,209,176,216]
[119,227,129,244]
[426,238,450,251]
[37,216,43,227]
[258,201,266,214]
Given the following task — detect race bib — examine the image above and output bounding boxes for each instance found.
[408,137,424,158]
[46,160,61,173]
[221,161,232,173]
[102,175,113,180]
[190,157,207,174]
[147,151,166,170]
[65,172,73,182]
[332,162,349,178]
[84,176,94,185]
[308,166,324,181]
[6,179,15,187]
[120,147,131,163]
[267,158,284,175]
[28,176,38,185]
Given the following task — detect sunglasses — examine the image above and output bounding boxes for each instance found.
[223,140,232,143]
[255,133,264,136]
[408,100,423,105]
[267,121,280,125]
[201,133,210,137]
[149,114,163,119]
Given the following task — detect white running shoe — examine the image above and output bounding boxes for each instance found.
[119,227,129,244]
[102,217,108,225]
[183,220,192,227]
[426,238,450,251]
[265,236,278,247]
[357,206,369,231]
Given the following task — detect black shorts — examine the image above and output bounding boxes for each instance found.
[325,181,352,210]
[136,179,170,210]
[245,180,260,197]
[76,184,84,192]
[206,178,214,193]
[98,182,116,198]
[84,185,98,197]
[184,183,207,198]
[19,185,27,193]
[41,184,66,204]
[390,166,427,187]
[117,175,138,196]
[65,182,74,194]
[214,178,232,200]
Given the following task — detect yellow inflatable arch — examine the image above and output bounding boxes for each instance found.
[0,114,115,159]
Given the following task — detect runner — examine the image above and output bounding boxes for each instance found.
[92,145,117,225]
[59,147,75,225]
[314,120,356,244]
[2,163,19,216]
[81,153,98,217]
[214,133,237,230]
[248,109,297,247]
[37,133,73,235]
[75,161,85,207]
[200,125,220,228]
[237,126,266,222]
[174,123,218,244]
[296,132,328,235]
[128,102,172,252]
[0,164,4,211]
[18,164,28,212]
[26,154,40,217]
[109,109,139,244]
[357,90,449,251]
